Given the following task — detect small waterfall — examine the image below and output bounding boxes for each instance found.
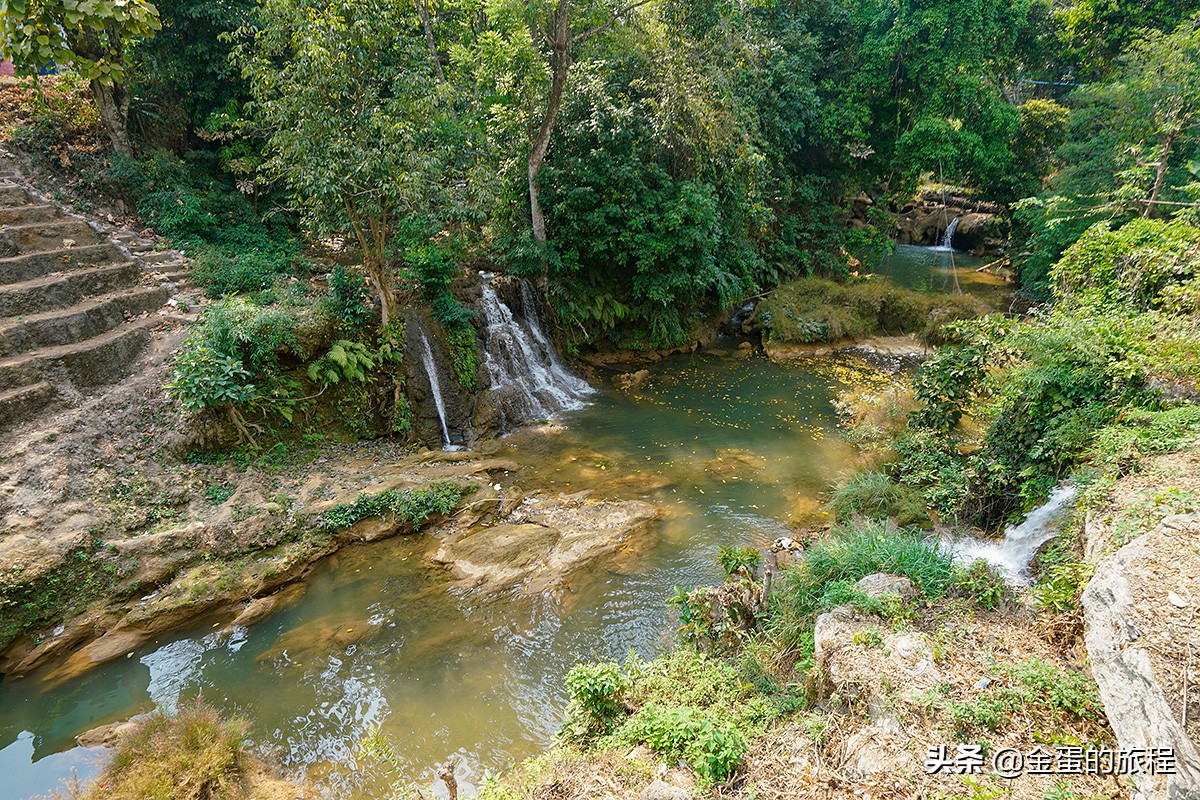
[939,216,961,250]
[949,484,1076,585]
[418,329,454,449]
[479,274,593,423]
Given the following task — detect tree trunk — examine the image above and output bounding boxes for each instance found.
[90,79,133,156]
[526,0,572,245]
[415,0,446,83]
[1143,131,1178,218]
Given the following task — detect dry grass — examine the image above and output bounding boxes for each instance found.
[67,700,250,800]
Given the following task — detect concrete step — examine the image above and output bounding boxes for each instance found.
[0,316,159,392]
[137,250,186,266]
[2,220,105,254]
[0,204,59,225]
[0,285,168,357]
[0,381,58,432]
[0,262,143,318]
[0,243,125,285]
[0,185,32,206]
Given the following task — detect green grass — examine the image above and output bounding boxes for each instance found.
[759,278,989,345]
[830,471,930,527]
[318,482,464,531]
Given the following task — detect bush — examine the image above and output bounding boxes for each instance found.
[77,700,248,800]
[622,704,747,786]
[318,482,463,531]
[951,560,1012,610]
[830,472,929,527]
[564,662,630,736]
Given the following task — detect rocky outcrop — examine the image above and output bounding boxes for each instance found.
[889,188,1009,254]
[1082,513,1200,800]
[433,491,658,594]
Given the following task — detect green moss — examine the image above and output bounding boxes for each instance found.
[319,482,465,531]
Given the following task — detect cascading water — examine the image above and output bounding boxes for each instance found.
[418,329,454,449]
[479,274,593,424]
[949,484,1076,584]
[939,216,961,250]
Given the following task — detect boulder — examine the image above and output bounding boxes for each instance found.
[854,573,917,601]
[639,780,690,800]
[813,605,941,704]
[1082,513,1200,800]
[614,369,651,391]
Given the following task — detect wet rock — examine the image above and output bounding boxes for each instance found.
[76,718,141,748]
[613,369,651,391]
[228,583,307,629]
[434,495,659,594]
[704,448,767,479]
[854,573,917,601]
[639,780,690,800]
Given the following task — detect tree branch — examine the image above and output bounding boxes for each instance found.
[571,0,654,43]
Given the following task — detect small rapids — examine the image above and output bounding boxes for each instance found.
[948,484,1077,585]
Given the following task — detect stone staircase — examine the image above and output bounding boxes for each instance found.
[0,165,174,432]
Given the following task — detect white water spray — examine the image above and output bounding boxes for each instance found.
[418,329,454,449]
[478,274,592,422]
[939,216,961,250]
[949,484,1076,585]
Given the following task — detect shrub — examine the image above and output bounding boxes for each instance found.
[318,482,463,531]
[950,560,1012,610]
[622,704,747,786]
[718,546,763,576]
[830,471,929,527]
[564,662,630,736]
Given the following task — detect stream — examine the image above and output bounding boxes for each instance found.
[0,245,1004,799]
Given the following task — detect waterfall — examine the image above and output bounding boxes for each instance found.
[478,274,593,423]
[939,216,961,250]
[418,329,454,449]
[949,484,1076,585]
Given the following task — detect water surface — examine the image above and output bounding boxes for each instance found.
[0,348,888,798]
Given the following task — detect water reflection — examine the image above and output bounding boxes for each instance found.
[0,347,885,799]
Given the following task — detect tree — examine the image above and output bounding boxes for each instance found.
[234,0,463,325]
[0,0,162,154]
[519,0,654,244]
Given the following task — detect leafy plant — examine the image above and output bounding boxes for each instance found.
[718,546,762,577]
[951,560,1011,610]
[307,340,377,387]
[564,662,630,737]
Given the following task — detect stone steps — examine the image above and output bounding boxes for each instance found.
[0,316,159,393]
[0,204,59,225]
[0,163,181,432]
[0,381,58,424]
[0,262,144,318]
[0,243,126,285]
[0,285,169,358]
[3,219,105,252]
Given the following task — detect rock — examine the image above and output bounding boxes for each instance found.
[229,583,307,629]
[76,718,140,748]
[1082,513,1200,800]
[433,496,659,593]
[952,213,1009,252]
[842,726,912,778]
[614,369,651,391]
[813,605,941,705]
[854,573,917,600]
[639,780,690,800]
[704,448,767,479]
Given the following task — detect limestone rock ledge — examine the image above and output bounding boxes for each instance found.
[1082,513,1200,800]
[433,492,659,594]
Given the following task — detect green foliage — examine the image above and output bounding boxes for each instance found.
[318,482,463,532]
[563,662,630,737]
[717,546,762,577]
[307,340,376,387]
[203,483,234,506]
[760,279,989,347]
[166,343,257,413]
[622,704,746,786]
[938,658,1105,740]
[444,324,478,392]
[950,560,1012,610]
[0,542,122,650]
[0,0,161,87]
[830,472,929,527]
[325,265,371,329]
